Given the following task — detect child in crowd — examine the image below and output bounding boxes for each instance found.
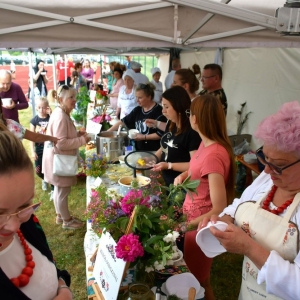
[151,67,163,104]
[28,78,41,105]
[30,97,54,200]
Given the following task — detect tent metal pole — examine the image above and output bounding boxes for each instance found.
[188,26,266,44]
[28,51,36,116]
[52,54,57,91]
[64,55,67,85]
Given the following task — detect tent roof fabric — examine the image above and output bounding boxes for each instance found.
[0,0,299,54]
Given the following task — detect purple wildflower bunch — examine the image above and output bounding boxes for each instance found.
[85,153,108,178]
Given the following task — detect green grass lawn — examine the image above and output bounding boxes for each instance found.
[19,107,242,300]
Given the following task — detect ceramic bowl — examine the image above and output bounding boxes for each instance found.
[165,273,201,300]
[195,221,228,258]
[128,129,139,139]
[2,98,12,106]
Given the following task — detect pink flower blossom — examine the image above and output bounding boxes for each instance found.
[105,114,111,121]
[115,233,144,262]
[120,190,150,215]
[91,190,99,198]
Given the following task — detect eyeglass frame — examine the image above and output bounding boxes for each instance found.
[58,85,69,97]
[256,146,300,175]
[201,75,216,80]
[185,109,191,118]
[0,202,41,225]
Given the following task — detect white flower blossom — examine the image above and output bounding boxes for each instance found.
[171,231,180,241]
[145,266,154,273]
[154,261,164,271]
[163,233,173,243]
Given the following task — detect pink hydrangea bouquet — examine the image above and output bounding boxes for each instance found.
[84,174,199,271]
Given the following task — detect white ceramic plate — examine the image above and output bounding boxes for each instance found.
[195,221,228,258]
[160,282,205,300]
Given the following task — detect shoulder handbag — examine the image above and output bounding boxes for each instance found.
[53,148,78,176]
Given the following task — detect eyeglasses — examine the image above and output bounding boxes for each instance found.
[138,83,149,89]
[201,75,216,80]
[256,147,300,175]
[185,109,191,118]
[58,85,69,96]
[0,202,41,225]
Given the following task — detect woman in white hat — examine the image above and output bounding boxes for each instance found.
[116,69,137,119]
[150,67,163,104]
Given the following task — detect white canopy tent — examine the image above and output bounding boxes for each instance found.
[1,0,300,148]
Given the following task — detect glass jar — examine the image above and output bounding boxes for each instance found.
[123,283,155,300]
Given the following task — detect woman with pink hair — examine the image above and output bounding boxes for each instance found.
[201,101,300,300]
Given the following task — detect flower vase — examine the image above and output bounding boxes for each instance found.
[133,260,155,287]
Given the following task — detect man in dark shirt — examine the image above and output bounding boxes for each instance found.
[0,69,28,123]
[199,63,228,116]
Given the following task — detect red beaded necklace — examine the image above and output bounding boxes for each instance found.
[9,230,35,287]
[262,185,294,215]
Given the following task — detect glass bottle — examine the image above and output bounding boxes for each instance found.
[123,283,155,300]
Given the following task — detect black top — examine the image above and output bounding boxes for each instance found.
[161,122,201,186]
[30,114,50,145]
[122,103,167,151]
[0,215,71,300]
[199,88,228,116]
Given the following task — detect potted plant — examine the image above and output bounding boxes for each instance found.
[71,86,91,127]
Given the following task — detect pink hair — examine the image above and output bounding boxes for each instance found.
[254,101,300,154]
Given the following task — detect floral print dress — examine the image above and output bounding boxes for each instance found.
[6,119,26,139]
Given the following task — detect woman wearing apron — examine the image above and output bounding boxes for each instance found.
[201,101,300,300]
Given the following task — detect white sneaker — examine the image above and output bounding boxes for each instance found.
[42,180,48,191]
[49,190,54,201]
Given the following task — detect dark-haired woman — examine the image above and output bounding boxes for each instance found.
[152,86,201,186]
[108,83,166,151]
[172,64,201,101]
[107,68,124,110]
[174,94,235,300]
[146,64,201,132]
[30,59,48,97]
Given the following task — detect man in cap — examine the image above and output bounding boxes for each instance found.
[199,63,228,116]
[131,61,149,85]
[165,58,181,90]
[150,67,163,104]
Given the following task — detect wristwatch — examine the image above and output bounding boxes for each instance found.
[168,162,172,170]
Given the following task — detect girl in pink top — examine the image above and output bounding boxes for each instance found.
[108,68,124,110]
[174,94,235,300]
[81,59,94,89]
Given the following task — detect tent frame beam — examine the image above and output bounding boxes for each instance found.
[167,0,277,29]
[182,0,232,44]
[0,3,175,43]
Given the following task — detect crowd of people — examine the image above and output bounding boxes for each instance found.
[1,54,299,300]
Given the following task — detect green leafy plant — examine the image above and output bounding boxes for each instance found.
[71,86,91,125]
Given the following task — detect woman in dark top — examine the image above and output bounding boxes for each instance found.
[152,86,201,186]
[31,60,48,97]
[108,83,166,151]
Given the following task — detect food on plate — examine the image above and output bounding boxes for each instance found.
[137,158,146,166]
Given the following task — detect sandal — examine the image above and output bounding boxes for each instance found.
[56,215,63,224]
[62,217,85,230]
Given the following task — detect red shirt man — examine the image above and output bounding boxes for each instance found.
[56,58,74,86]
